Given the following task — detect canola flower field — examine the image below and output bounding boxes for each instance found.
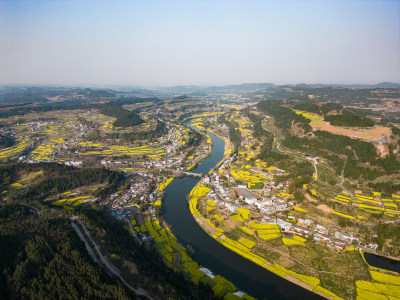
[0,137,32,159]
[81,144,166,159]
[31,144,55,161]
[188,171,346,300]
[189,175,343,299]
[52,195,90,207]
[331,192,400,222]
[157,178,174,191]
[355,252,400,300]
[230,168,268,184]
[294,110,325,126]
[134,217,255,299]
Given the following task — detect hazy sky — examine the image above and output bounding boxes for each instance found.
[0,0,399,86]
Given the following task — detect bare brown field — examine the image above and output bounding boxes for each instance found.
[312,121,390,140]
[316,204,332,213]
[376,142,389,157]
[0,103,39,112]
[305,193,318,203]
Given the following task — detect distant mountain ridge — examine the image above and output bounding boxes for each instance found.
[319,82,400,89]
[1,82,399,106]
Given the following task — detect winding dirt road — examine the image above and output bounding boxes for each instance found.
[71,217,153,299]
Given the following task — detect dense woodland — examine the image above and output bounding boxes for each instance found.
[217,115,241,153]
[324,115,375,127]
[257,100,312,133]
[267,86,395,106]
[0,135,16,149]
[0,163,124,202]
[294,102,342,116]
[84,104,144,127]
[0,205,133,299]
[77,208,214,299]
[0,204,215,299]
[108,120,168,142]
[0,162,216,299]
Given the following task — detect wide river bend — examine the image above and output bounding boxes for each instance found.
[162,128,321,299]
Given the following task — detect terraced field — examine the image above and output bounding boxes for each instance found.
[0,137,32,159]
[133,217,255,299]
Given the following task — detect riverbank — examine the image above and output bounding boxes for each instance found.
[185,122,400,300]
[166,123,322,299]
[168,126,320,297]
[187,179,340,299]
[123,123,257,299]
[186,123,339,298]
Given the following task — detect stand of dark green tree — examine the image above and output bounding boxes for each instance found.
[257,100,400,193]
[217,115,241,153]
[84,104,144,127]
[324,115,375,127]
[0,163,124,202]
[0,135,16,148]
[0,204,215,299]
[0,162,216,299]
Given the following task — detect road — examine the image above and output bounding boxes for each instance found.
[311,157,318,181]
[336,158,355,199]
[71,221,100,264]
[126,217,143,246]
[70,217,153,299]
[28,205,41,218]
[273,130,319,183]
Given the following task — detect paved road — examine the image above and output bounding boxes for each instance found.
[71,217,153,299]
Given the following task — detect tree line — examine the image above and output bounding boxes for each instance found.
[324,115,375,127]
[0,205,133,299]
[1,163,124,202]
[218,115,241,153]
[257,100,312,133]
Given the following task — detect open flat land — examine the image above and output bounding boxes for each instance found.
[296,110,391,140]
[314,121,390,140]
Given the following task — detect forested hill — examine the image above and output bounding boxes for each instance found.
[324,115,375,127]
[257,100,400,192]
[0,135,16,149]
[294,102,342,116]
[0,205,133,299]
[294,102,375,127]
[0,163,215,299]
[257,100,312,132]
[86,104,144,127]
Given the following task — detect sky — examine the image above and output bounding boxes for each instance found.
[0,0,399,87]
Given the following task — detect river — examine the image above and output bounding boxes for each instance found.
[162,129,322,299]
[364,252,400,273]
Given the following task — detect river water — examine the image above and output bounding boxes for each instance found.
[364,252,400,273]
[162,129,321,299]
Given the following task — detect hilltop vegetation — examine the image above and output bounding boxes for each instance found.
[0,205,132,300]
[257,100,312,133]
[84,104,144,127]
[294,102,342,116]
[294,103,375,127]
[258,99,400,192]
[0,135,16,149]
[325,115,375,128]
[1,163,124,202]
[0,163,215,299]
